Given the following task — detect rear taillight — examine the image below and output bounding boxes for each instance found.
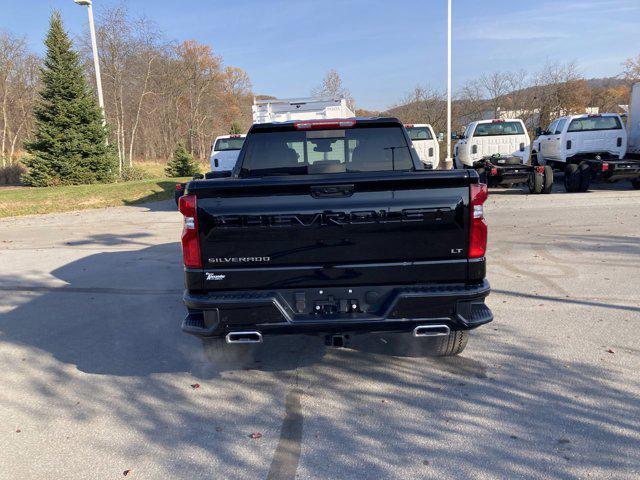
[175,183,183,191]
[178,194,202,268]
[490,167,498,175]
[469,183,488,259]
[602,163,609,172]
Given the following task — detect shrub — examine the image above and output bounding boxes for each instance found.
[229,121,243,135]
[0,162,28,185]
[119,166,151,182]
[165,143,200,177]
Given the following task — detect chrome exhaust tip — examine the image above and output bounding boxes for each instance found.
[225,331,263,344]
[413,324,451,338]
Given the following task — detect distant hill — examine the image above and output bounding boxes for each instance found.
[385,76,630,128]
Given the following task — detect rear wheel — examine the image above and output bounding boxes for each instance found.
[564,164,581,192]
[542,165,554,194]
[428,331,469,356]
[578,162,591,192]
[528,169,543,194]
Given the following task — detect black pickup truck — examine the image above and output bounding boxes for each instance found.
[178,118,492,355]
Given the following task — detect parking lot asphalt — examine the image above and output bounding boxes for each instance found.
[0,183,639,480]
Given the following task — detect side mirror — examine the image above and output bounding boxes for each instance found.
[437,132,445,142]
[535,127,542,137]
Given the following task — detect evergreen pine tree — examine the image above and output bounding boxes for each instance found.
[165,143,200,177]
[23,11,116,187]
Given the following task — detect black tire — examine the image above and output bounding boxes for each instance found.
[528,170,543,194]
[542,165,554,194]
[578,162,591,192]
[632,179,640,190]
[428,331,469,356]
[564,164,580,192]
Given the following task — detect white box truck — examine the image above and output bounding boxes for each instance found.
[252,97,355,124]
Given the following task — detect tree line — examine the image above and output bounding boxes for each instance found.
[0,3,638,178]
[0,5,252,173]
[389,58,639,138]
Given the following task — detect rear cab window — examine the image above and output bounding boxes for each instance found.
[240,125,414,176]
[214,137,245,151]
[567,116,622,132]
[406,126,433,141]
[472,121,524,137]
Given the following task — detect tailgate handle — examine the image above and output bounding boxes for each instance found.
[311,184,354,198]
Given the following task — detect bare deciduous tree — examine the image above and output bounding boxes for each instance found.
[622,54,640,84]
[312,69,355,110]
[0,31,39,165]
[82,5,253,164]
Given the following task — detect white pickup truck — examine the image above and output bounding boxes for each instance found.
[454,119,551,194]
[532,113,640,192]
[209,134,246,172]
[405,124,438,169]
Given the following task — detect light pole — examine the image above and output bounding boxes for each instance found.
[74,0,106,127]
[446,0,452,169]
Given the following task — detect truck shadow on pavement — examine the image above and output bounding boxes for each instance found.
[1,241,639,478]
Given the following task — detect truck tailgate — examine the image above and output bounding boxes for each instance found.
[190,171,474,290]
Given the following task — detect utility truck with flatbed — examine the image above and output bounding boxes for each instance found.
[454,119,552,194]
[252,96,355,124]
[177,117,493,355]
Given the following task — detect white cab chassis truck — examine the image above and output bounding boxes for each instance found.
[532,113,640,192]
[405,124,438,169]
[252,97,355,124]
[454,119,551,194]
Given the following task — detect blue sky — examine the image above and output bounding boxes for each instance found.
[2,0,639,110]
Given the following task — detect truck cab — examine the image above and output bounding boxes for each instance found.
[210,134,246,172]
[533,114,627,165]
[455,119,530,168]
[405,124,439,169]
